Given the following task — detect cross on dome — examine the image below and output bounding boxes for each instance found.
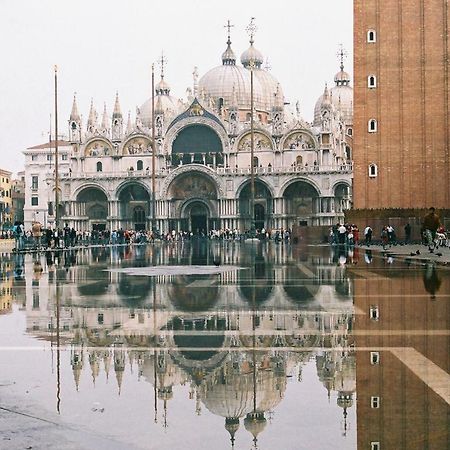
[337,44,348,71]
[159,51,168,79]
[246,17,257,44]
[224,19,234,43]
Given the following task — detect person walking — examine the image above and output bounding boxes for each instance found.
[364,225,373,246]
[422,207,441,252]
[404,223,411,244]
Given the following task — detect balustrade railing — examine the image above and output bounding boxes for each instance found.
[58,163,353,180]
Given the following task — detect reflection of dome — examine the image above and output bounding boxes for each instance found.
[244,412,267,442]
[314,66,353,125]
[202,370,255,418]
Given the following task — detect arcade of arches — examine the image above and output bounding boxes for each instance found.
[67,176,350,232]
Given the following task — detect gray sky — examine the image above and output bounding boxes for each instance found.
[0,0,352,175]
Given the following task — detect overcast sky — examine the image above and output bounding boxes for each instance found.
[0,0,352,175]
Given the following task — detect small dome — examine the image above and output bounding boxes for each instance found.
[139,92,183,128]
[241,44,264,68]
[156,78,171,95]
[314,70,353,126]
[334,69,351,85]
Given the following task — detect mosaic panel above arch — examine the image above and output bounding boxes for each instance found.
[283,131,316,150]
[122,136,152,155]
[169,172,218,200]
[237,131,273,151]
[85,139,113,157]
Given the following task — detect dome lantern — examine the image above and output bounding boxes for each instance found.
[222,19,236,66]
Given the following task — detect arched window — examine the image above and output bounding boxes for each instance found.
[137,160,143,171]
[367,29,377,43]
[368,75,377,88]
[96,161,102,172]
[253,156,259,168]
[246,113,252,122]
[296,155,303,166]
[369,164,378,178]
[368,119,378,133]
[347,127,353,136]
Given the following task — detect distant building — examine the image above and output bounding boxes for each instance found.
[0,168,12,228]
[352,0,450,226]
[11,171,25,223]
[24,26,353,232]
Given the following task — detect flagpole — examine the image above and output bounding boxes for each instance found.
[151,64,156,234]
[54,65,59,230]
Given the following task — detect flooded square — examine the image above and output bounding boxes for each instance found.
[0,241,448,449]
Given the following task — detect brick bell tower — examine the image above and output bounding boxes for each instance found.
[351,0,450,232]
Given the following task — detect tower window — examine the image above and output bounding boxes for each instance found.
[368,119,377,133]
[368,75,377,88]
[371,396,380,408]
[369,164,378,178]
[370,305,379,320]
[370,352,380,365]
[371,442,380,450]
[96,161,103,172]
[367,30,377,43]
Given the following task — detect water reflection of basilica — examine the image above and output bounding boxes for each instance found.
[13,243,356,447]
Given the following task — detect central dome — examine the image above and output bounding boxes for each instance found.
[198,37,283,112]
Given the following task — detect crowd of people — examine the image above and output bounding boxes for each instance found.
[9,221,295,252]
[329,208,448,252]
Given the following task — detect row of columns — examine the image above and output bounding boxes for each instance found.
[61,195,347,232]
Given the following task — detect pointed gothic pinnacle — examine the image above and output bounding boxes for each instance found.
[70,92,80,121]
[113,91,122,118]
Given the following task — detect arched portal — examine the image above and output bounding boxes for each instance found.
[282,181,320,227]
[118,183,150,230]
[183,201,210,235]
[168,171,219,232]
[76,187,108,231]
[239,180,272,231]
[334,183,351,213]
[171,124,223,167]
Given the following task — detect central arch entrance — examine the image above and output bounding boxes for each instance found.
[183,201,210,235]
[168,171,219,232]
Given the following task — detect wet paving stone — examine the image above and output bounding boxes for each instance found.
[0,242,448,449]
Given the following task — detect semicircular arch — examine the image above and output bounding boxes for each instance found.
[84,137,113,158]
[72,183,110,202]
[280,128,318,150]
[162,165,225,198]
[279,177,321,198]
[235,128,274,152]
[164,116,229,155]
[236,177,274,198]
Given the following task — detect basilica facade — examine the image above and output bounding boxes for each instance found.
[24,30,353,232]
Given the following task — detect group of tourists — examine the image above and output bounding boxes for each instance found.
[329,223,360,246]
